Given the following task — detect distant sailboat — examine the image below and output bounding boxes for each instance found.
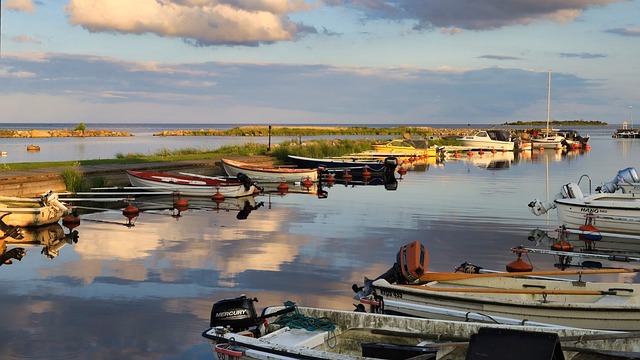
[531,70,565,149]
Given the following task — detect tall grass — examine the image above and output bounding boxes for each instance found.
[60,167,88,192]
[270,139,374,163]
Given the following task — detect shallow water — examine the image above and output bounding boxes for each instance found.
[0,127,639,359]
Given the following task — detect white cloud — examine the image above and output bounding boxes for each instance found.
[65,0,314,45]
[4,0,36,12]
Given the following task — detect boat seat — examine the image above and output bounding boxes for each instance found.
[260,326,328,349]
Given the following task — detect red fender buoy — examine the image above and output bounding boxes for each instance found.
[122,204,139,219]
[62,215,81,230]
[211,191,225,203]
[302,177,314,188]
[174,198,189,208]
[506,257,533,272]
[397,167,407,176]
[277,182,289,194]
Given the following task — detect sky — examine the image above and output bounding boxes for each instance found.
[0,0,638,125]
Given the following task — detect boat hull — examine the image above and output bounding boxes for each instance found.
[457,138,514,151]
[0,193,69,227]
[371,277,640,331]
[531,136,565,149]
[126,170,255,197]
[203,305,640,360]
[221,158,319,183]
[287,155,391,173]
[555,194,640,235]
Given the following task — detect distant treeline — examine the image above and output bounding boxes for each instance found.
[503,120,608,126]
[154,126,434,137]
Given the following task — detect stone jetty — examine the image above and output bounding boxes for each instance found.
[0,129,133,138]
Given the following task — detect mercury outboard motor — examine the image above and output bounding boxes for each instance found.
[210,295,260,332]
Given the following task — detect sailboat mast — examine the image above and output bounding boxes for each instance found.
[546,70,551,136]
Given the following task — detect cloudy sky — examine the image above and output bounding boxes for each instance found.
[0,0,638,125]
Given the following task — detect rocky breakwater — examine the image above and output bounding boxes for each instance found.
[0,129,133,138]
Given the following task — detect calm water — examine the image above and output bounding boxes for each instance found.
[1,125,639,359]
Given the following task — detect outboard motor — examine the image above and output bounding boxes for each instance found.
[383,157,399,191]
[236,172,255,191]
[597,167,639,193]
[528,182,583,216]
[384,157,398,176]
[210,295,260,332]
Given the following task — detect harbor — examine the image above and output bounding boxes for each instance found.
[0,126,639,359]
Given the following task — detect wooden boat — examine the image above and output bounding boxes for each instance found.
[287,155,398,175]
[457,130,519,151]
[202,295,640,360]
[125,170,257,198]
[221,158,319,183]
[0,191,71,229]
[356,241,640,331]
[530,177,640,235]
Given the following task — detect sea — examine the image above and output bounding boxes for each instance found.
[0,123,639,359]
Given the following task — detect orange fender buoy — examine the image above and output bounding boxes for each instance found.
[62,215,81,229]
[211,191,225,203]
[506,257,533,272]
[302,177,314,188]
[122,204,139,219]
[277,182,289,194]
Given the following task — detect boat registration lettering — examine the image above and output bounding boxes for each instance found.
[580,207,607,214]
[379,289,403,299]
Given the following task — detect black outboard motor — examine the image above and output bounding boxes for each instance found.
[210,295,260,332]
[236,172,255,191]
[383,157,398,191]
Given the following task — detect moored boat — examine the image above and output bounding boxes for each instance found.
[530,70,565,150]
[0,191,71,229]
[287,155,398,176]
[203,295,640,360]
[355,241,640,331]
[221,158,319,183]
[371,137,437,157]
[456,130,520,151]
[125,170,257,198]
[529,174,640,235]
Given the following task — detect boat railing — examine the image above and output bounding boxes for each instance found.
[577,174,592,195]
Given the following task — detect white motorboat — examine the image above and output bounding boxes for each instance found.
[0,191,71,229]
[529,176,640,235]
[203,295,640,360]
[456,129,518,151]
[531,135,565,149]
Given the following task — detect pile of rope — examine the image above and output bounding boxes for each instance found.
[273,301,336,333]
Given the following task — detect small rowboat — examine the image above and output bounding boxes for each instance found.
[287,155,398,175]
[203,295,640,360]
[125,170,257,198]
[221,158,319,183]
[356,241,640,331]
[0,191,71,229]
